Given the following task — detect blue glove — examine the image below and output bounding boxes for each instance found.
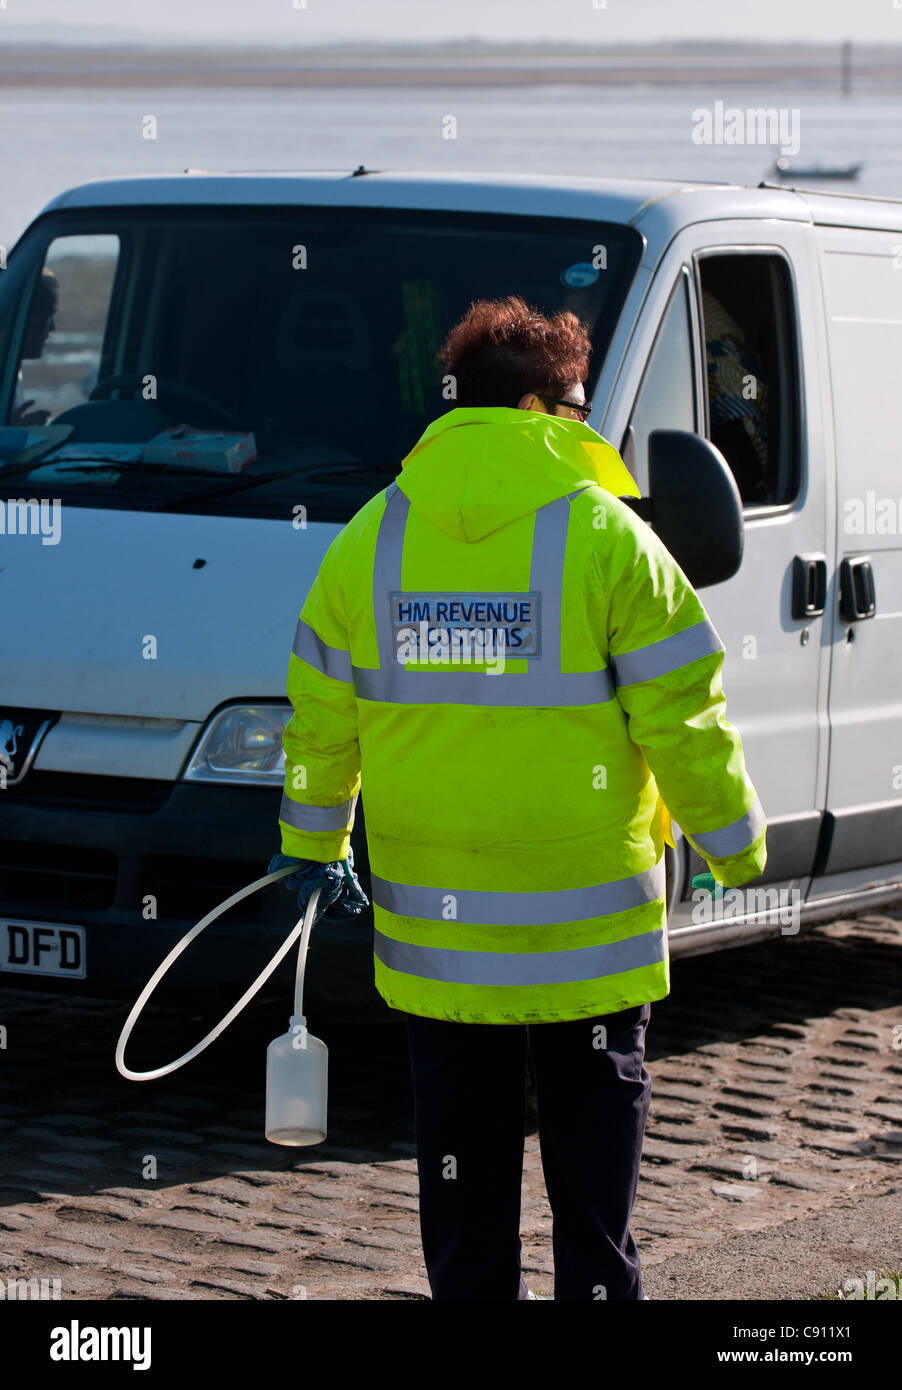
[326,845,369,919]
[267,847,369,920]
[267,852,344,918]
[691,872,723,896]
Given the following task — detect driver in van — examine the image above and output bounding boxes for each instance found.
[10,267,59,427]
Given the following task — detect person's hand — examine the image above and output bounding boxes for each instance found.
[267,852,344,918]
[268,849,370,920]
[10,402,51,427]
[691,872,723,897]
[324,845,369,919]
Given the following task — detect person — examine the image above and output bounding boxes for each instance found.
[269,294,766,1301]
[701,287,772,505]
[9,267,59,427]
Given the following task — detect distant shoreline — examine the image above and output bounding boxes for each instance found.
[2,40,901,89]
[4,70,901,90]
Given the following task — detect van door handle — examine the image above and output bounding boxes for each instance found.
[839,555,877,621]
[791,554,827,619]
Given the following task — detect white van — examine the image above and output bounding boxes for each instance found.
[1,169,900,1009]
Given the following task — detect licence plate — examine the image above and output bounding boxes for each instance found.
[0,919,86,978]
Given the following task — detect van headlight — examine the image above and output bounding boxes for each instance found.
[182,704,291,786]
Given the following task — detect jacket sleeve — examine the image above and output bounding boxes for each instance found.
[278,533,361,865]
[596,500,766,888]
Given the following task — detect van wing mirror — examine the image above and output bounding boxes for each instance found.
[619,429,745,588]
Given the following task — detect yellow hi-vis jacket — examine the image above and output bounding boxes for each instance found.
[278,406,767,1024]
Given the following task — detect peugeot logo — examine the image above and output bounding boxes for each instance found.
[0,719,23,778]
[0,714,53,787]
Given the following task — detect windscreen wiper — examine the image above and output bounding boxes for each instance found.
[0,456,230,482]
[53,459,229,477]
[161,460,400,511]
[299,464,401,482]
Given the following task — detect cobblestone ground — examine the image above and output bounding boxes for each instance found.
[0,911,900,1300]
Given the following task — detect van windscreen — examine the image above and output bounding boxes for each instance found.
[0,206,641,520]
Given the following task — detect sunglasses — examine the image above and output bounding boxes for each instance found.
[540,396,592,422]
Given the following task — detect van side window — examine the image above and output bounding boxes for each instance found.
[620,272,696,496]
[7,234,120,429]
[696,253,799,508]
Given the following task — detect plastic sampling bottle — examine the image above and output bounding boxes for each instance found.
[265,1012,328,1146]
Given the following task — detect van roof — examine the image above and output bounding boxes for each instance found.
[35,169,902,242]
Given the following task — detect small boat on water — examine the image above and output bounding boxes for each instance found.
[772,155,863,181]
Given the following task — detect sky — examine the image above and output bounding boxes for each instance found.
[1,0,899,46]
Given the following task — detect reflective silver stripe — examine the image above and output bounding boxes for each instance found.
[611,618,725,687]
[279,791,357,832]
[291,618,353,684]
[352,665,612,706]
[354,482,613,708]
[531,490,569,671]
[371,859,665,926]
[372,480,407,676]
[686,794,766,859]
[374,924,666,987]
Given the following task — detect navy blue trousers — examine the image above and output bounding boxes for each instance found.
[404,1001,652,1301]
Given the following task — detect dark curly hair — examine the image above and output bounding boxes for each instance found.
[435,295,591,408]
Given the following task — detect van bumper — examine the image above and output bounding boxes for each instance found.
[0,773,386,1015]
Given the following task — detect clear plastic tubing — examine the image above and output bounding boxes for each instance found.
[115,865,323,1082]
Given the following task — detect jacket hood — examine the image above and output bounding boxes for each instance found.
[397,407,640,543]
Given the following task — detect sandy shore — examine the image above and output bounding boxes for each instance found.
[2,41,901,88]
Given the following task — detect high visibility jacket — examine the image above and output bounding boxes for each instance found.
[278,406,767,1025]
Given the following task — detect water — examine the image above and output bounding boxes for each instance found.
[3,83,901,248]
